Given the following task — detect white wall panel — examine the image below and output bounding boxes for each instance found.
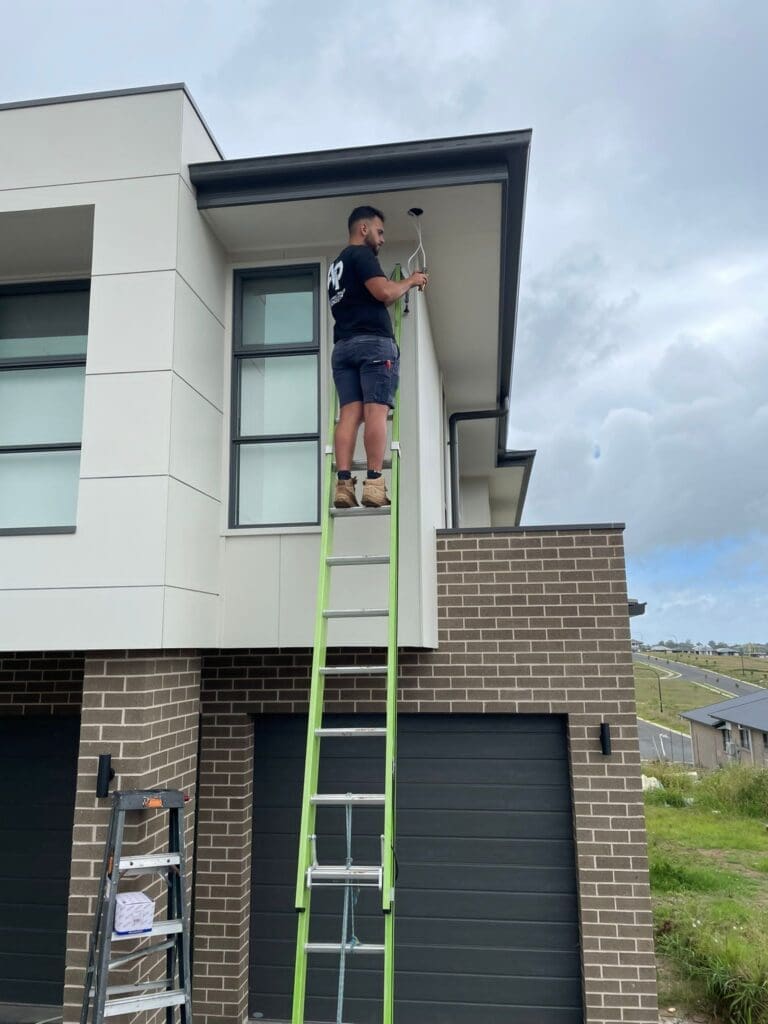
[162,587,218,647]
[0,90,184,190]
[0,586,164,651]
[90,176,179,277]
[277,535,319,647]
[86,272,176,374]
[180,95,221,188]
[0,478,167,589]
[80,371,172,478]
[219,536,280,646]
[175,180,226,322]
[169,375,222,498]
[164,479,220,594]
[173,275,225,408]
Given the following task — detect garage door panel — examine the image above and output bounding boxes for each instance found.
[397,917,580,950]
[0,716,79,1006]
[402,733,568,759]
[397,781,571,811]
[397,808,574,840]
[249,714,582,1024]
[398,756,570,786]
[398,863,579,893]
[395,1000,583,1024]
[402,836,575,868]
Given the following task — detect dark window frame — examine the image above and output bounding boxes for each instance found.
[0,279,89,536]
[230,265,321,529]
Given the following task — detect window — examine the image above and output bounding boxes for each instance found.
[739,727,751,751]
[231,267,320,527]
[722,728,731,751]
[0,282,89,533]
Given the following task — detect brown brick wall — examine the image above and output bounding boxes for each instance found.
[62,651,201,1024]
[195,527,657,1024]
[0,651,83,713]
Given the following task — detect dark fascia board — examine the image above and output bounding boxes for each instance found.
[495,449,536,525]
[0,82,224,160]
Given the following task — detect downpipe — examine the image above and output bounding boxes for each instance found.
[448,399,509,528]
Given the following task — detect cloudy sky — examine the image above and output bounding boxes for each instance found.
[2,0,765,643]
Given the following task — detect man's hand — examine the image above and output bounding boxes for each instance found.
[408,271,429,292]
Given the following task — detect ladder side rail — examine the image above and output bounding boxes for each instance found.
[81,803,119,1024]
[382,271,403,1024]
[291,380,338,1024]
[172,804,193,1024]
[93,805,126,1024]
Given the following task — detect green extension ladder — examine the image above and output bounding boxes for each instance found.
[291,271,404,1024]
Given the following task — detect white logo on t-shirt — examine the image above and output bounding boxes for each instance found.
[328,259,344,292]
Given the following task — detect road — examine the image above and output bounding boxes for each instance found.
[637,717,692,763]
[633,654,764,764]
[635,653,763,698]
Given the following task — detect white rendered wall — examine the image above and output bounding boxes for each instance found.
[0,89,225,652]
[217,243,438,649]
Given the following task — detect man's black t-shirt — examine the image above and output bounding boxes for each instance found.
[327,244,393,343]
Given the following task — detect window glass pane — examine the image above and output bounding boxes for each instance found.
[238,441,317,525]
[0,290,89,359]
[0,366,86,446]
[239,354,317,436]
[241,274,315,347]
[0,449,80,529]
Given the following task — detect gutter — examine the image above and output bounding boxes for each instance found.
[448,405,535,528]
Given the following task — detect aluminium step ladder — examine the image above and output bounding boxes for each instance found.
[80,789,193,1024]
[291,271,405,1024]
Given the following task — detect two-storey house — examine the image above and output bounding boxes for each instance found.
[0,84,657,1024]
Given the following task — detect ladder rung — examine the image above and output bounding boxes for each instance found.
[118,854,180,871]
[305,942,385,955]
[109,938,175,969]
[330,506,391,517]
[311,793,385,805]
[92,979,171,998]
[323,608,388,619]
[315,727,387,737]
[338,459,393,471]
[111,920,182,942]
[320,664,387,676]
[307,864,382,886]
[326,554,390,566]
[104,990,186,1016]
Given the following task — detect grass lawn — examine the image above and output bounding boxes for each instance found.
[662,652,768,688]
[634,661,720,731]
[644,764,768,1023]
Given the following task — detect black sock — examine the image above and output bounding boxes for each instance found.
[337,470,352,481]
[367,470,382,480]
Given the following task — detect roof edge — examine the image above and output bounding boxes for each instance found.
[0,82,224,159]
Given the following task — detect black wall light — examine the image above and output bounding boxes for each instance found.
[599,722,612,756]
[96,753,116,798]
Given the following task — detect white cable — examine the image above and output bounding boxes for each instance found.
[407,215,427,274]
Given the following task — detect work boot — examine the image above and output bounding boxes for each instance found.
[361,475,390,508]
[333,476,359,508]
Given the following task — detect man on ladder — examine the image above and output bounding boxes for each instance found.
[328,206,428,509]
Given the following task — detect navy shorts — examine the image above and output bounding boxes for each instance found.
[332,334,400,409]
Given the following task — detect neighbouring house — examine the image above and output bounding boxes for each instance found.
[0,84,657,1024]
[650,645,672,653]
[681,690,768,769]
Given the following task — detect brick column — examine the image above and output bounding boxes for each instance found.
[62,651,201,1024]
[192,706,254,1024]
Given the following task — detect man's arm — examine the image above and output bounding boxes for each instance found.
[365,271,429,306]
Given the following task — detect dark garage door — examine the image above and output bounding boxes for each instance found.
[249,714,583,1024]
[0,717,80,1006]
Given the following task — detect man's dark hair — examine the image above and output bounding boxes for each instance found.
[348,205,385,233]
